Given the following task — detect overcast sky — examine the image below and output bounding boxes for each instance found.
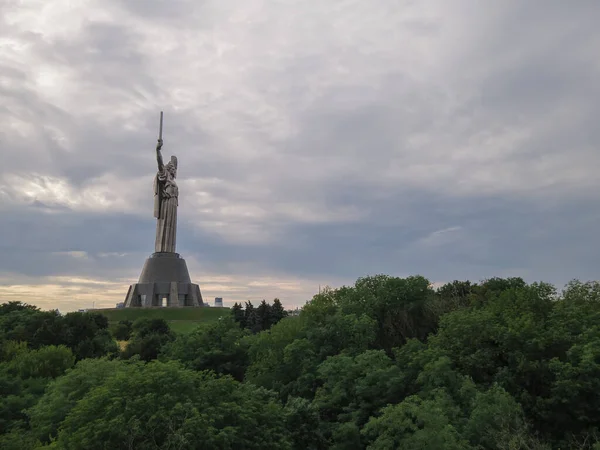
[1,0,599,311]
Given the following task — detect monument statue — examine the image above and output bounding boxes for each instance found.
[123,112,204,308]
[154,139,179,253]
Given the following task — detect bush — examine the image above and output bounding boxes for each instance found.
[112,320,133,341]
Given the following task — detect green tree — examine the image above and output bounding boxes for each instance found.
[313,275,438,352]
[245,316,309,397]
[0,366,48,435]
[313,350,404,448]
[0,309,64,349]
[480,277,527,296]
[428,281,596,444]
[9,345,75,379]
[463,384,531,449]
[283,397,327,450]
[271,298,288,325]
[256,300,273,332]
[132,317,171,337]
[162,316,250,381]
[0,340,27,362]
[123,318,174,361]
[54,360,292,449]
[0,305,116,361]
[4,277,600,449]
[231,302,245,326]
[28,358,125,443]
[0,345,75,435]
[0,301,39,315]
[0,430,42,450]
[306,312,377,360]
[62,312,117,360]
[122,333,173,362]
[544,335,600,440]
[429,280,475,318]
[245,301,257,332]
[362,392,472,450]
[112,320,133,341]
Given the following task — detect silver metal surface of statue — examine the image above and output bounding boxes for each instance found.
[153,112,178,253]
[123,111,204,308]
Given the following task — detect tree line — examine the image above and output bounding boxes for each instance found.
[1,275,600,449]
[231,298,288,333]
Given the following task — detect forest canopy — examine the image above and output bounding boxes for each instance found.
[1,275,600,449]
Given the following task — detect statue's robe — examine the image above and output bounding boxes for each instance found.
[153,167,179,253]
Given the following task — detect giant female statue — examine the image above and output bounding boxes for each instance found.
[153,136,179,253]
[123,112,204,309]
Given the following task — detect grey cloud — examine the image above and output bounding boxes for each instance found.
[1,0,599,310]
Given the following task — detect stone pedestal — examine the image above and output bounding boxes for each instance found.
[124,252,204,307]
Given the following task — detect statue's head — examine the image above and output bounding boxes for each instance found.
[166,155,178,178]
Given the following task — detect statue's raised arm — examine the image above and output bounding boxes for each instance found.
[156,138,164,171]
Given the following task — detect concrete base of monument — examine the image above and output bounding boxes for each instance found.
[124,252,204,307]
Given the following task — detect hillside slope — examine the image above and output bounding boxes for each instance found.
[97,307,230,333]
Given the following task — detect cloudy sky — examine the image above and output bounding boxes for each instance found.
[1,0,599,311]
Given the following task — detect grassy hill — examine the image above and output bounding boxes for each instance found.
[96,307,230,334]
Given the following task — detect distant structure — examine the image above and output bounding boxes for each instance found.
[214,297,223,307]
[124,112,204,308]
